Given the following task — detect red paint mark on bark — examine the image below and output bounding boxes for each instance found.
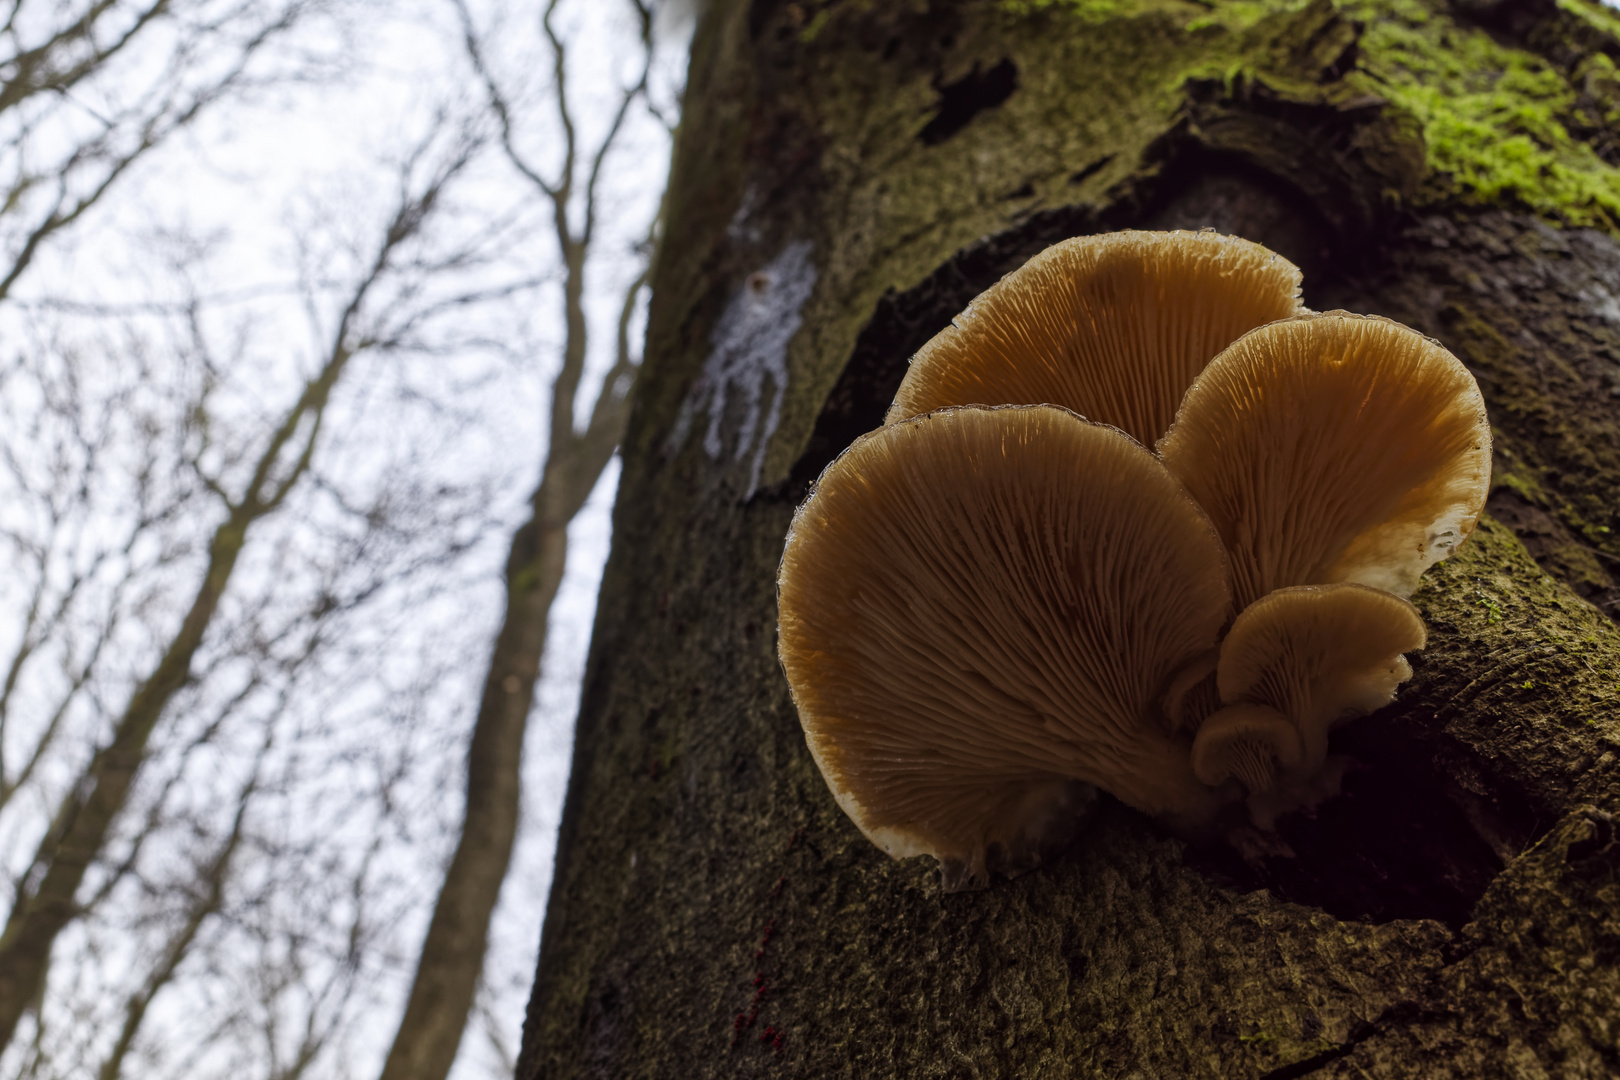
[728,829,806,1053]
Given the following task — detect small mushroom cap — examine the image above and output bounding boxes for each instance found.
[777,405,1233,886]
[1190,704,1304,792]
[1216,582,1427,772]
[1161,647,1220,732]
[885,230,1304,445]
[1158,312,1491,606]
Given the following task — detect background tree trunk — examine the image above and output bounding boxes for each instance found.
[375,8,663,1078]
[521,0,1620,1075]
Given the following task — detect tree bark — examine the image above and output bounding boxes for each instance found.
[521,0,1620,1076]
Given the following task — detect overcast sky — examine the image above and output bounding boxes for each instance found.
[0,2,686,1077]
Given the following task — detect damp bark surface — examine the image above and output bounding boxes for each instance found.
[520,1,1620,1077]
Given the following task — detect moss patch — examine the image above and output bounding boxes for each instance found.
[1349,0,1620,227]
[1005,0,1620,229]
[1417,516,1620,751]
[1000,0,1141,18]
[1557,0,1620,43]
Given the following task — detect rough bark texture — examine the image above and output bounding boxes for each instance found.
[522,0,1620,1076]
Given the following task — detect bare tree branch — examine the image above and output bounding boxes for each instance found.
[0,0,327,303]
[95,731,266,1080]
[0,3,678,1074]
[376,3,668,1077]
[0,128,482,1051]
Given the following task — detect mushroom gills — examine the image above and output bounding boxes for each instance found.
[1190,703,1304,792]
[1162,647,1220,731]
[777,404,1233,885]
[887,230,1303,446]
[1159,312,1492,608]
[1208,582,1427,818]
[776,231,1494,884]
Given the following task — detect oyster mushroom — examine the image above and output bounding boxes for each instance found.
[1192,583,1428,823]
[780,231,1494,876]
[778,405,1232,888]
[1189,703,1304,795]
[886,229,1304,445]
[1158,312,1492,607]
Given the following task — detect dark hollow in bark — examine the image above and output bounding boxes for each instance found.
[918,58,1020,146]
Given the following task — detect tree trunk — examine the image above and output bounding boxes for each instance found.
[521,0,1620,1076]
[377,509,569,1080]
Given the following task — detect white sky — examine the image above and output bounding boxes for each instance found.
[0,1,686,1077]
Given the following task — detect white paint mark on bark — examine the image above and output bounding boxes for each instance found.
[726,184,762,247]
[1582,283,1620,325]
[667,240,817,493]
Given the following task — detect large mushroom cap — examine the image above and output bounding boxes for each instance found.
[885,230,1304,445]
[1212,582,1428,774]
[777,405,1233,887]
[1158,312,1492,606]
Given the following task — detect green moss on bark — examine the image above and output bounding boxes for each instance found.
[1352,0,1620,225]
[1004,0,1620,227]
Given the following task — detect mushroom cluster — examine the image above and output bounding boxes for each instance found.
[777,230,1491,890]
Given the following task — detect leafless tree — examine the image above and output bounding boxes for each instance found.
[376,2,677,1077]
[0,116,517,1054]
[0,0,344,302]
[0,2,681,1076]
